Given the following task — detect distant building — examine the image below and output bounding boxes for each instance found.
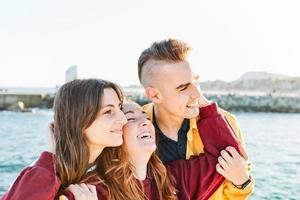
[65,65,78,83]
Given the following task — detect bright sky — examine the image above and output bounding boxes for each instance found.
[1,0,300,87]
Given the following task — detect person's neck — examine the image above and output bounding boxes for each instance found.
[130,152,152,181]
[88,145,104,164]
[154,105,184,141]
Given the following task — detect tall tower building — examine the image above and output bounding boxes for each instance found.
[65,65,78,83]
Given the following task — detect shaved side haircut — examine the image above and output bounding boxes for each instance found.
[137,39,191,87]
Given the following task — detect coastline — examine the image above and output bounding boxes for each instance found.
[127,90,300,113]
[1,90,300,113]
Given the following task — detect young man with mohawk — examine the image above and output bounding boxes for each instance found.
[138,39,254,199]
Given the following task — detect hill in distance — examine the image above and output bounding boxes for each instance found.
[200,71,300,95]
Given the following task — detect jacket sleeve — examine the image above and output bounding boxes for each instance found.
[59,191,75,200]
[166,103,242,200]
[1,151,61,200]
[215,112,254,200]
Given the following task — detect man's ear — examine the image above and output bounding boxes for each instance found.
[145,86,161,104]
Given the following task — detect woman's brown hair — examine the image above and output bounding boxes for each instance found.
[96,110,177,200]
[51,79,124,189]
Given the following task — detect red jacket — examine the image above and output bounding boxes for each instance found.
[1,151,61,200]
[64,103,240,200]
[168,103,240,200]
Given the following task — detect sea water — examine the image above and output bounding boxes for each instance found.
[0,110,299,199]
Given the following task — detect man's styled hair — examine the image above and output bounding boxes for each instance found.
[137,39,191,86]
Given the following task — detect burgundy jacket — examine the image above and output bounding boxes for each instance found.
[1,152,61,200]
[64,103,241,200]
[1,103,240,200]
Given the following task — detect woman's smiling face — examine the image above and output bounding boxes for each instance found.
[84,88,127,150]
[122,103,156,156]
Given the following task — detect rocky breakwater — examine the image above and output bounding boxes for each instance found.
[200,71,300,113]
[124,71,300,113]
[204,92,300,113]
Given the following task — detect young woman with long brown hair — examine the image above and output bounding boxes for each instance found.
[63,101,251,200]
[1,79,127,200]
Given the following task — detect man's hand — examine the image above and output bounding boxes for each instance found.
[216,146,250,186]
[198,91,211,108]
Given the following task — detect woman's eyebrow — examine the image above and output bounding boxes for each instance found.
[102,104,115,108]
[124,110,134,115]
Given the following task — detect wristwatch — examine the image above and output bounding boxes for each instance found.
[232,176,252,189]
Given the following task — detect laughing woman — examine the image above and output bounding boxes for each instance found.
[63,102,252,200]
[1,79,127,200]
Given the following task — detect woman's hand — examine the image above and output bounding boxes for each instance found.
[60,183,98,200]
[47,122,56,154]
[216,146,250,186]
